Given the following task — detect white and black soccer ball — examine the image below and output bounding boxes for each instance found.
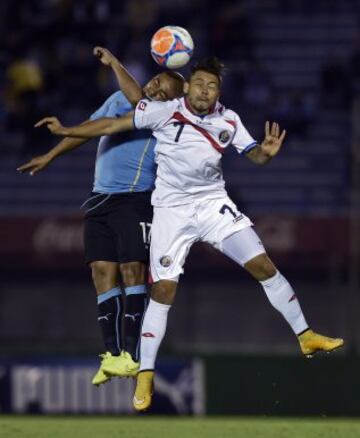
[150,25,194,69]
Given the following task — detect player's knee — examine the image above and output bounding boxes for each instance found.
[119,262,146,286]
[262,258,277,280]
[151,280,177,305]
[245,254,277,281]
[90,261,117,293]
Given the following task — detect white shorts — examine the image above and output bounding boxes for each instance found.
[150,196,265,282]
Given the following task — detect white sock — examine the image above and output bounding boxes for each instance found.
[260,271,308,335]
[139,298,171,371]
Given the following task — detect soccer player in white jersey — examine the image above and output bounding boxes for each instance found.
[36,57,344,412]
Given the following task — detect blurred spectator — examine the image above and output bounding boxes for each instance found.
[6,58,44,100]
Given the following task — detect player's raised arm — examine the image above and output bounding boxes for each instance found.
[34,112,135,138]
[230,113,286,165]
[94,46,143,107]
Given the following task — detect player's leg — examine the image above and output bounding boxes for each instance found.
[84,196,125,385]
[98,260,147,379]
[89,260,124,385]
[133,204,195,411]
[220,227,344,356]
[104,192,152,376]
[134,279,177,412]
[138,278,177,370]
[120,261,148,363]
[91,260,122,355]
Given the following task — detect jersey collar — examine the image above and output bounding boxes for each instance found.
[183,96,221,118]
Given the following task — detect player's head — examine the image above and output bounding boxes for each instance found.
[143,71,185,101]
[184,57,224,114]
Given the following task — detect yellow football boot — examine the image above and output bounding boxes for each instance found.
[102,351,139,377]
[133,370,154,412]
[92,352,113,386]
[298,329,344,358]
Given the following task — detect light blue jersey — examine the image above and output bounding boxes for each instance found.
[90,91,156,193]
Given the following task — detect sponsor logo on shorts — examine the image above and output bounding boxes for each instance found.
[142,332,155,338]
[139,101,147,111]
[160,255,172,267]
[219,130,230,144]
[233,214,244,223]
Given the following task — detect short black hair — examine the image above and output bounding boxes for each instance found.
[190,57,225,83]
[163,70,185,97]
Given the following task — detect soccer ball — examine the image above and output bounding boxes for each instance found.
[150,26,194,69]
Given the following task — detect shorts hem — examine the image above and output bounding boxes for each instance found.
[240,248,267,267]
[85,256,149,265]
[150,273,180,283]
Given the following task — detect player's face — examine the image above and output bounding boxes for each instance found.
[185,70,220,114]
[143,73,180,101]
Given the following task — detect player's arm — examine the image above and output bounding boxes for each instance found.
[94,46,143,107]
[246,121,286,165]
[17,120,93,175]
[34,112,135,138]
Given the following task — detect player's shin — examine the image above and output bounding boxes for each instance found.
[123,285,148,361]
[139,298,171,371]
[260,271,309,335]
[97,286,123,355]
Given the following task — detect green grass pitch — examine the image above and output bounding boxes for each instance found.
[0,416,359,438]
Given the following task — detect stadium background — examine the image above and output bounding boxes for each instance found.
[1,0,360,419]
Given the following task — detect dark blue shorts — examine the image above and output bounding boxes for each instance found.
[83,192,152,264]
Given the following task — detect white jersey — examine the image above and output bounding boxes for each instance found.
[134,97,257,207]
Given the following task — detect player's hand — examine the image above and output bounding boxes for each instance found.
[261,121,286,158]
[93,46,116,66]
[17,153,53,175]
[34,117,66,135]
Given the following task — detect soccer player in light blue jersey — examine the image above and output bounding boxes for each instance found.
[18,47,185,386]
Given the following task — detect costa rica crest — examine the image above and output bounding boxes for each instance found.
[219,130,230,144]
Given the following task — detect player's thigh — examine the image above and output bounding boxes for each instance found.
[150,205,197,282]
[84,211,119,266]
[199,196,253,245]
[108,194,152,265]
[219,226,268,269]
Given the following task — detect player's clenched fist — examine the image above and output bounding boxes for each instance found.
[34,117,66,135]
[93,46,116,66]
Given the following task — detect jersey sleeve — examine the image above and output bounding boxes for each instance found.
[231,113,258,155]
[90,92,129,120]
[134,99,174,131]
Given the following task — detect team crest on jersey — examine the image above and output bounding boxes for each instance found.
[160,255,172,267]
[219,130,230,144]
[139,101,147,111]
